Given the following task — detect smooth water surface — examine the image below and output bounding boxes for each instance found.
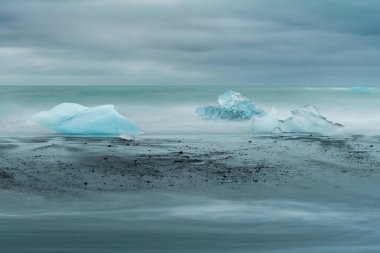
[1,191,380,253]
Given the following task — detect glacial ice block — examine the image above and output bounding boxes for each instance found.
[252,105,343,135]
[196,91,263,120]
[32,103,142,136]
[281,105,344,134]
[251,108,280,134]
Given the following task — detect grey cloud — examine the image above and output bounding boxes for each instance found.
[1,0,380,85]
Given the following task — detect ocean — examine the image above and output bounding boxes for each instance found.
[1,190,380,253]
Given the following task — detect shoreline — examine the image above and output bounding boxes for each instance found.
[1,134,379,199]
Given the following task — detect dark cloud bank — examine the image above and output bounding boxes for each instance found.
[1,0,380,86]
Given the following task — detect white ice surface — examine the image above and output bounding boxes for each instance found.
[252,105,343,135]
[32,103,142,136]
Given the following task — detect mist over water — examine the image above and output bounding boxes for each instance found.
[1,191,380,253]
[1,86,379,136]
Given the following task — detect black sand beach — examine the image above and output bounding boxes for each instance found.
[2,134,380,196]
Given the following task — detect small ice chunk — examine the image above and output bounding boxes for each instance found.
[252,108,280,134]
[119,134,135,140]
[32,103,142,136]
[252,105,343,135]
[271,127,282,134]
[196,91,263,120]
[348,86,375,93]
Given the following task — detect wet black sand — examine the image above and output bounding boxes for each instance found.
[1,134,380,197]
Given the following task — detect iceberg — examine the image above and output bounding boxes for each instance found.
[32,103,142,136]
[252,105,343,135]
[196,91,264,120]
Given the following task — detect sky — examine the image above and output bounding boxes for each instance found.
[1,0,380,86]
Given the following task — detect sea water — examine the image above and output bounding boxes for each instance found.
[0,85,379,136]
[1,190,380,253]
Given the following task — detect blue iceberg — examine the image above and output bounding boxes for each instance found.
[196,91,264,120]
[252,105,344,135]
[32,103,142,136]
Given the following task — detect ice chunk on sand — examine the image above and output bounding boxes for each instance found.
[282,105,344,134]
[196,91,263,120]
[32,103,142,136]
[252,108,280,134]
[252,105,343,135]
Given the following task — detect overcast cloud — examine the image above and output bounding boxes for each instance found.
[1,0,380,86]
